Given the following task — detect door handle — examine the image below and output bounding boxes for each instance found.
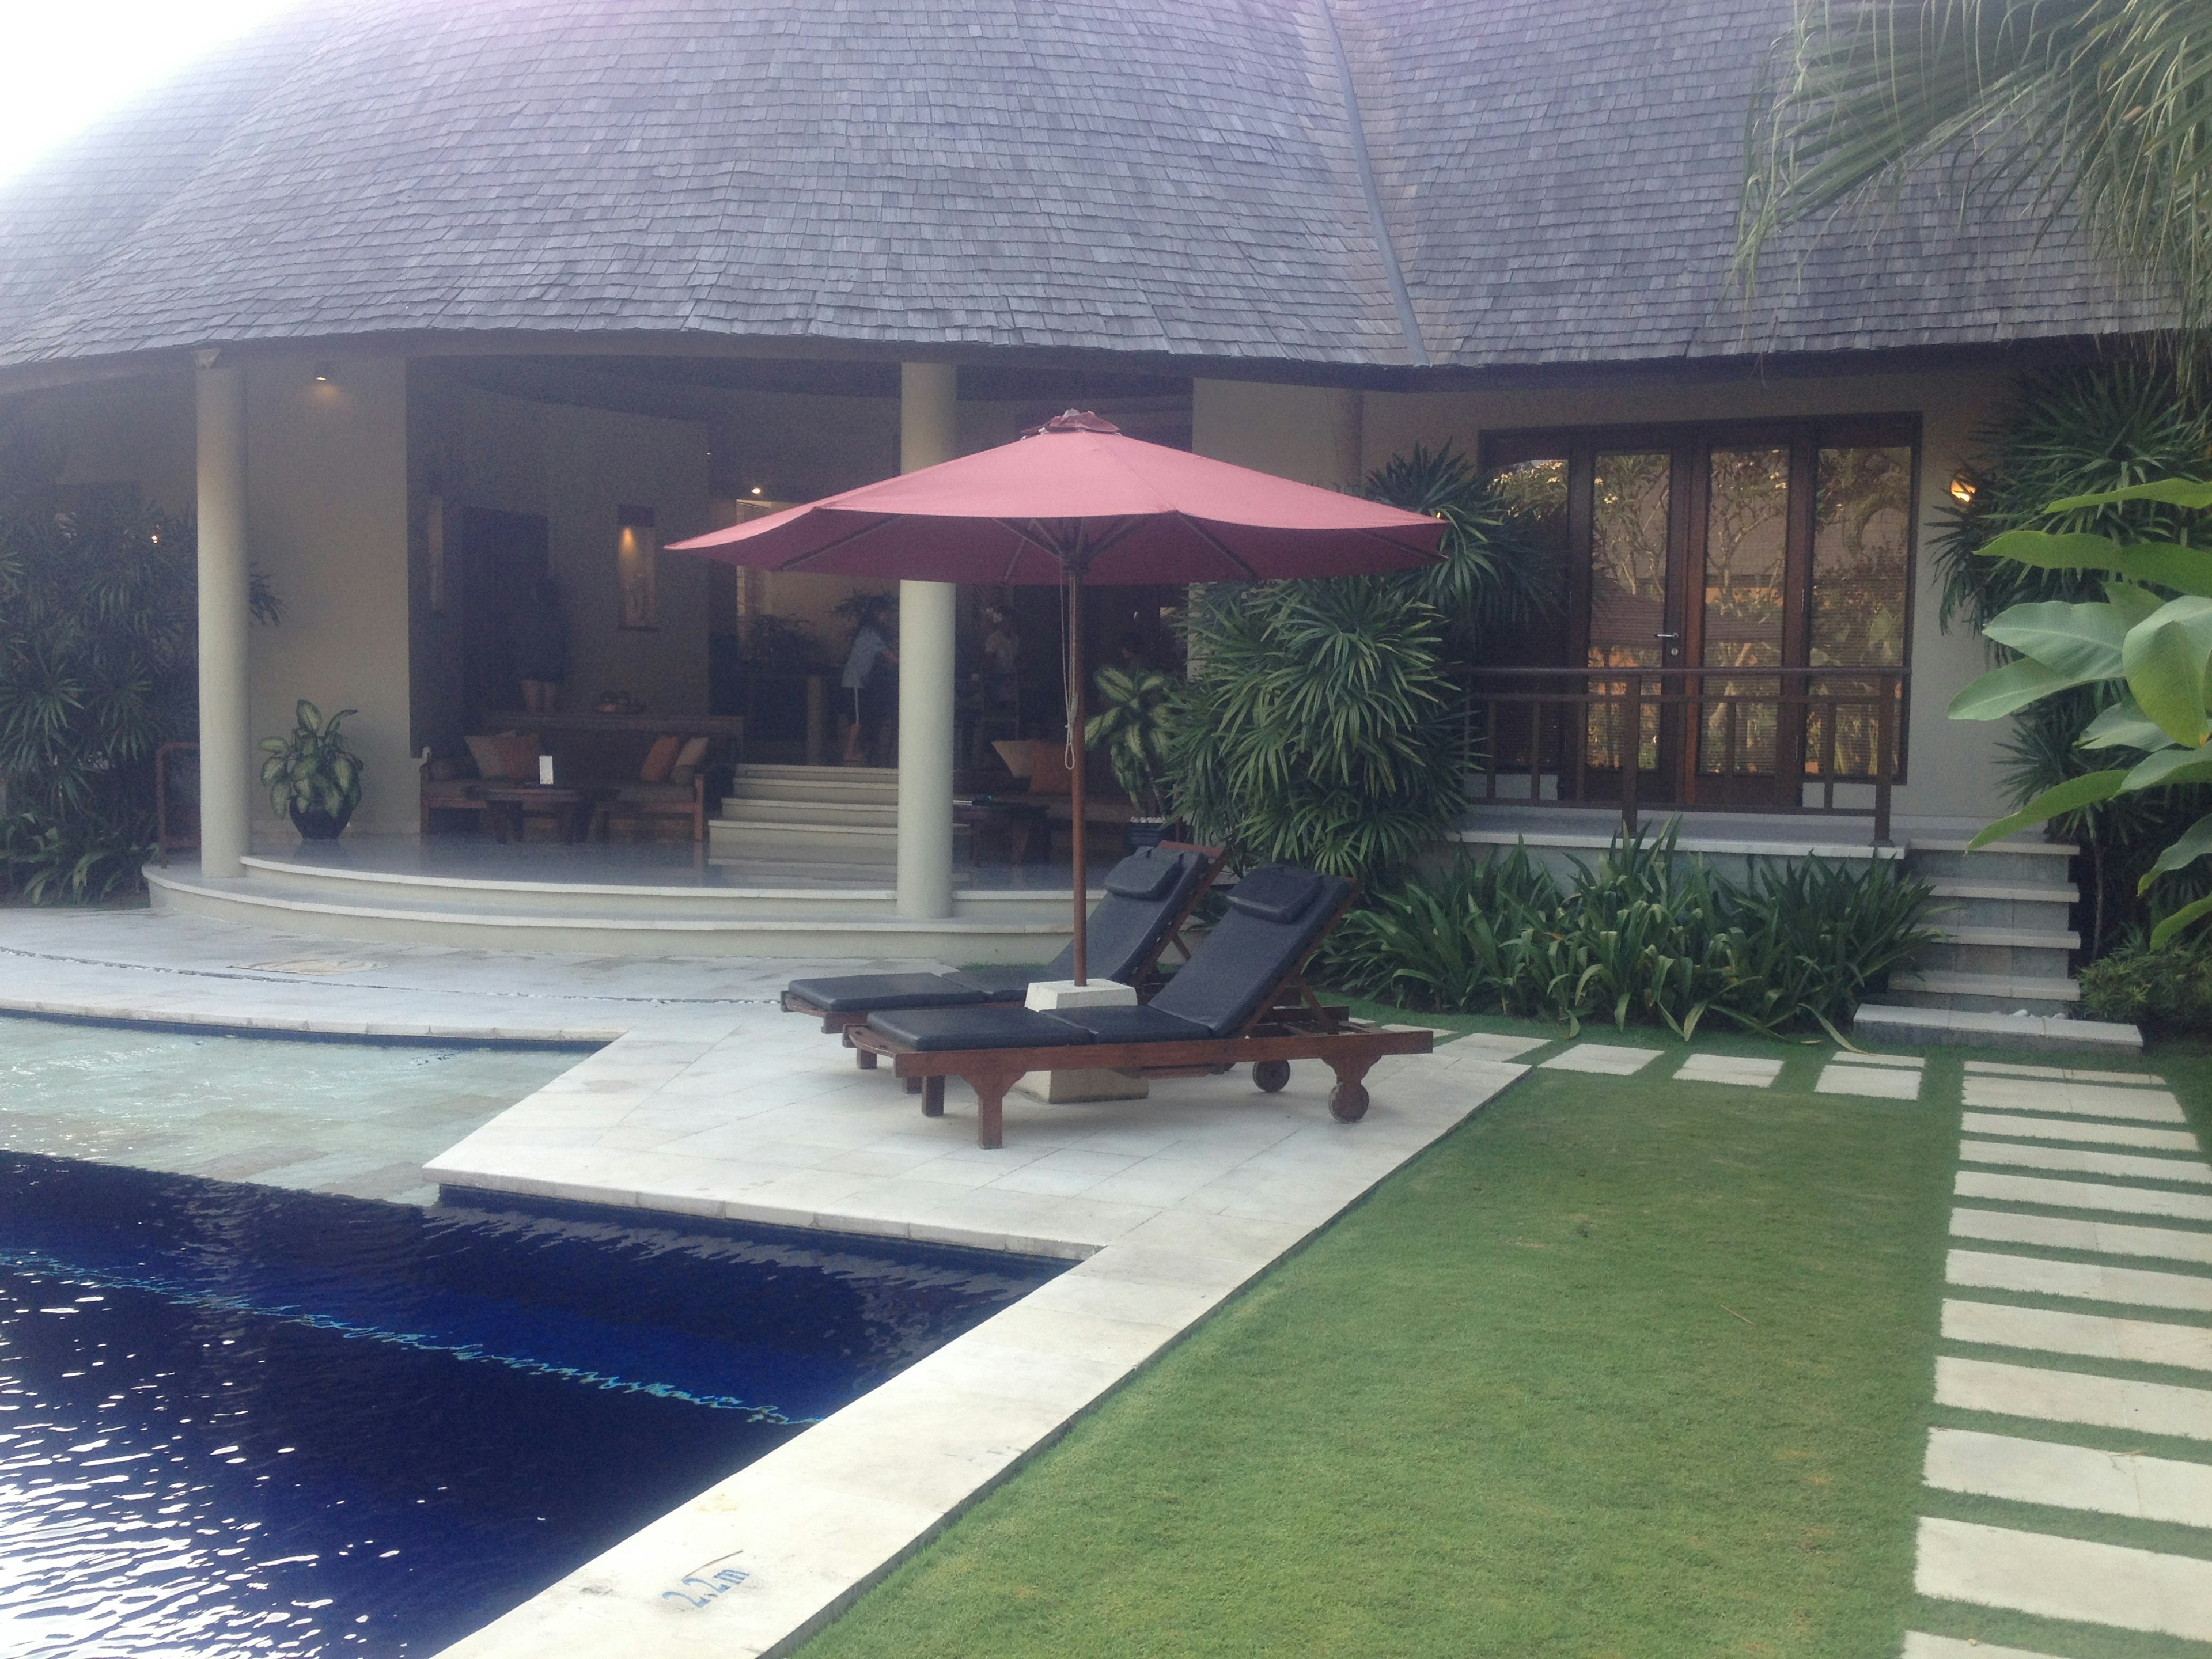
[1654,630,1681,657]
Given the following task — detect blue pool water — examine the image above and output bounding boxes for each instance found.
[0,1153,1059,1657]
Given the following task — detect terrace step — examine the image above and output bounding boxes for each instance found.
[709,818,901,865]
[1929,926,2081,950]
[1887,969,2081,1014]
[717,798,899,829]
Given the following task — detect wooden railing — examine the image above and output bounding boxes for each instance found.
[1457,666,1907,845]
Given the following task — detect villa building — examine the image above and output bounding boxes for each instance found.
[0,0,2157,997]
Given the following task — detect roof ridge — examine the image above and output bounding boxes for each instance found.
[1313,0,1427,369]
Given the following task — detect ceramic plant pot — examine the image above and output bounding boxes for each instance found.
[289,801,355,841]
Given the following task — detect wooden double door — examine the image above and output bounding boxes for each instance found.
[1486,419,1916,809]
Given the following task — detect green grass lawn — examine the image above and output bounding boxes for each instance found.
[798,1018,1986,1658]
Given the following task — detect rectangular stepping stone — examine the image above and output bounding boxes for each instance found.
[1816,1062,1922,1100]
[1903,1635,2074,1659]
[1948,1248,2212,1313]
[1915,1515,2212,1641]
[1959,1139,2212,1187]
[1538,1044,1662,1075]
[1968,1060,2166,1086]
[1960,1111,2202,1153]
[1964,1077,2187,1124]
[1925,1425,2212,1526]
[1956,1170,2212,1222]
[1951,1207,2212,1266]
[1832,1051,1926,1069]
[1943,1298,2212,1371]
[1935,1355,2212,1442]
[1673,1053,1783,1088]
[1443,1032,1552,1060]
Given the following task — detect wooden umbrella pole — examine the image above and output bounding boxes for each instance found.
[1067,560,1088,983]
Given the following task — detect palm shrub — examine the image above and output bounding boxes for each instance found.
[1169,578,1464,890]
[0,431,275,900]
[1325,828,1936,1038]
[1361,444,1560,650]
[1936,365,2212,953]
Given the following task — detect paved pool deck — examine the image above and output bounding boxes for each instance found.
[0,906,1522,1658]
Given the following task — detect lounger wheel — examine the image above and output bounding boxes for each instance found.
[1328,1079,1369,1123]
[1252,1059,1291,1093]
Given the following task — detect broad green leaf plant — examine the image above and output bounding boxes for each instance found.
[1951,476,2212,942]
[259,700,364,821]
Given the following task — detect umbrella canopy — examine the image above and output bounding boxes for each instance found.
[666,412,1444,581]
[667,413,1445,981]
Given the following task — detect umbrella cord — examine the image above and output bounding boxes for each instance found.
[1060,574,1079,773]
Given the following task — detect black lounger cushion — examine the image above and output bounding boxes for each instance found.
[1223,863,1324,924]
[1147,869,1351,1037]
[865,1006,1094,1051]
[1103,850,1183,901]
[946,965,1046,1001]
[788,972,988,1013]
[1049,1004,1210,1043]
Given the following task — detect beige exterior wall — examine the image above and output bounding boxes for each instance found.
[410,379,714,755]
[245,356,415,835]
[1196,367,2018,825]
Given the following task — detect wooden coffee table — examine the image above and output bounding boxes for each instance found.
[480,785,605,845]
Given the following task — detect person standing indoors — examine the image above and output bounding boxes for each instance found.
[840,596,897,766]
[514,573,569,714]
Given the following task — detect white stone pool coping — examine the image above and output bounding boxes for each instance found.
[0,909,1520,1659]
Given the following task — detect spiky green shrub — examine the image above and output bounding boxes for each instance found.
[2078,931,2212,1031]
[1170,579,1464,891]
[1324,828,1936,1038]
[1361,443,1561,648]
[0,431,275,901]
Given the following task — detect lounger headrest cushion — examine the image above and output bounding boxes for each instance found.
[1224,864,1324,925]
[1102,848,1186,901]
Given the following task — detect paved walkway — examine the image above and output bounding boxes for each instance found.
[1903,1061,2212,1655]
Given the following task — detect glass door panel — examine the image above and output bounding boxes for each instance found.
[1698,447,1790,779]
[1585,451,1671,776]
[1808,445,1912,777]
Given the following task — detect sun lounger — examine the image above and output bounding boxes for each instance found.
[849,863,1433,1147]
[781,844,1222,1067]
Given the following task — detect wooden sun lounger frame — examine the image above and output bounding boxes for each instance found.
[845,884,1433,1147]
[781,842,1227,1062]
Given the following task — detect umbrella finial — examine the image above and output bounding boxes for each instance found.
[1025,410,1122,437]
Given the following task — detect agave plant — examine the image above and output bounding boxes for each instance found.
[259,701,363,824]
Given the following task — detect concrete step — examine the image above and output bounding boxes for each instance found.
[1905,838,2077,885]
[1887,968,2081,1013]
[1929,926,2080,950]
[709,819,900,865]
[149,862,1074,960]
[717,798,899,829]
[729,764,899,802]
[1923,878,2078,933]
[1854,1002,2142,1054]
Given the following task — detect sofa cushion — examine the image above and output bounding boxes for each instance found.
[639,734,683,783]
[464,732,540,781]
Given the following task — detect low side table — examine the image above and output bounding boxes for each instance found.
[479,784,604,845]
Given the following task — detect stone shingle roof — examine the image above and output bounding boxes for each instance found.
[0,0,2157,379]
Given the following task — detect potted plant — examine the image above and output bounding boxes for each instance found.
[260,700,364,840]
[1085,665,1178,853]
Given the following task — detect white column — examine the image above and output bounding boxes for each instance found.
[195,361,252,878]
[897,361,959,918]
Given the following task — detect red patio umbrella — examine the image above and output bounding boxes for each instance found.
[667,412,1445,980]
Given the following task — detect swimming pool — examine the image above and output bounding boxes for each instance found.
[0,1014,586,1203]
[0,1152,1060,1656]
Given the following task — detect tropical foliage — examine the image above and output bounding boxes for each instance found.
[259,701,364,823]
[1323,830,1934,1038]
[1169,579,1463,890]
[1935,363,2212,952]
[1360,444,1560,647]
[1739,0,2212,337]
[2077,926,2212,1028]
[1949,475,2212,942]
[1085,664,1176,817]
